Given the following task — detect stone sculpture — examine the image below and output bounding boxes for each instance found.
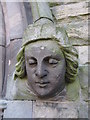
[9,2,79,100]
[2,2,88,119]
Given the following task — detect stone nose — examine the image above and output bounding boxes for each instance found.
[35,64,48,78]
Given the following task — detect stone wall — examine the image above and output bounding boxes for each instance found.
[51,1,89,118]
[50,1,89,118]
[50,0,89,100]
[0,1,89,119]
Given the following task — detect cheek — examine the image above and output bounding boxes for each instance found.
[25,63,34,77]
[48,63,65,75]
[25,66,35,84]
[47,63,66,82]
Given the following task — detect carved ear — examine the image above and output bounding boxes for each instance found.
[14,46,26,80]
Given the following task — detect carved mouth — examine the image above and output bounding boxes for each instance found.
[35,82,50,88]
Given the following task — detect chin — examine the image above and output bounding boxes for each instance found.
[37,95,50,99]
[35,92,50,99]
[36,91,55,99]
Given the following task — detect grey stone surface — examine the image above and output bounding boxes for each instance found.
[75,46,88,65]
[0,2,6,46]
[78,102,88,118]
[89,102,90,119]
[24,2,33,25]
[2,2,33,46]
[30,2,53,23]
[78,46,88,65]
[0,3,6,98]
[33,101,78,118]
[0,100,7,110]
[51,2,88,20]
[56,20,88,46]
[5,39,22,98]
[19,2,28,30]
[3,101,32,118]
[49,0,89,7]
[1,2,10,46]
[79,65,88,101]
[51,1,88,45]
[0,46,5,97]
[7,39,22,75]
[2,45,10,97]
[66,21,88,45]
[6,2,24,40]
[0,1,89,119]
[0,110,2,120]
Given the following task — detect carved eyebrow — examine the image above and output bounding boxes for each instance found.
[48,55,62,60]
[44,55,61,61]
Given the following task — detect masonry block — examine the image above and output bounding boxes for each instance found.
[33,101,79,118]
[6,2,24,39]
[51,2,88,20]
[75,46,88,65]
[51,1,88,45]
[3,101,32,118]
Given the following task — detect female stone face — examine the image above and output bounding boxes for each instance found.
[25,40,66,99]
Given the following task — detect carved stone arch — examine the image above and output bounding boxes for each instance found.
[0,2,33,98]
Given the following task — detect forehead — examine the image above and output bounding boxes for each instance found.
[25,40,61,52]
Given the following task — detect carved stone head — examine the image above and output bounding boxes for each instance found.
[14,23,78,100]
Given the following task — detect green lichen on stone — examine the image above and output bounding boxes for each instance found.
[49,2,61,7]
[12,77,36,100]
[79,65,88,100]
[66,76,80,101]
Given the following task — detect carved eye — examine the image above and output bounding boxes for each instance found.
[28,59,37,66]
[48,58,58,64]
